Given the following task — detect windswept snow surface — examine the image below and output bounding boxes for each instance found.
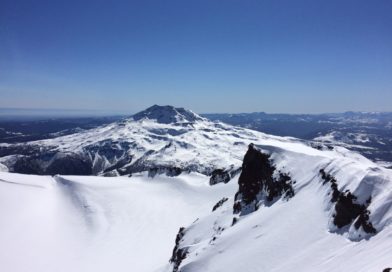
[167,185,392,272]
[162,144,392,272]
[0,172,237,272]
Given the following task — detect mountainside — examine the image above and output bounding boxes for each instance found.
[164,144,392,272]
[0,172,236,272]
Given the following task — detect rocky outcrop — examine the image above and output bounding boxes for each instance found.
[147,166,182,177]
[209,169,231,185]
[209,167,242,185]
[170,227,188,272]
[319,169,376,234]
[233,144,294,215]
[212,197,229,212]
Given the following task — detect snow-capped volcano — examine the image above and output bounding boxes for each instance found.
[0,105,302,179]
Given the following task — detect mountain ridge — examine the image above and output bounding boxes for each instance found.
[165,144,392,272]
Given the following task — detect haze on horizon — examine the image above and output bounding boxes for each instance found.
[1,0,391,114]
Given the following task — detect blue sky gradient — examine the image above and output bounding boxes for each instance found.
[1,0,391,114]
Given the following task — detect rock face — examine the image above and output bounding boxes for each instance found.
[209,168,242,185]
[320,169,376,234]
[212,197,229,212]
[233,144,294,215]
[209,169,231,185]
[169,227,188,272]
[147,166,182,177]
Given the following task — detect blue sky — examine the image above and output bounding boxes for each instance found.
[1,0,391,114]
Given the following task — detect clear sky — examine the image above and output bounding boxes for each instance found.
[1,0,391,114]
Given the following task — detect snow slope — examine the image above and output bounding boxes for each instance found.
[163,144,392,272]
[0,171,237,272]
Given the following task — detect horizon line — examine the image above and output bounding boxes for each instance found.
[0,106,392,117]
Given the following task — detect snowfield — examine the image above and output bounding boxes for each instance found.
[0,172,237,272]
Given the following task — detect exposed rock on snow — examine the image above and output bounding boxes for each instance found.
[233,144,294,216]
[209,169,231,185]
[169,227,188,272]
[212,197,229,212]
[319,169,376,236]
[164,142,392,272]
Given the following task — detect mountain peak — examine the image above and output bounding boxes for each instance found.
[132,105,205,124]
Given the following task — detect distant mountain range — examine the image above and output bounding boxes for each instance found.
[204,111,392,166]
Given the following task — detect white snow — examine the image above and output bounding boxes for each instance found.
[0,162,8,172]
[169,182,392,272]
[314,131,374,147]
[162,143,392,272]
[0,172,237,272]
